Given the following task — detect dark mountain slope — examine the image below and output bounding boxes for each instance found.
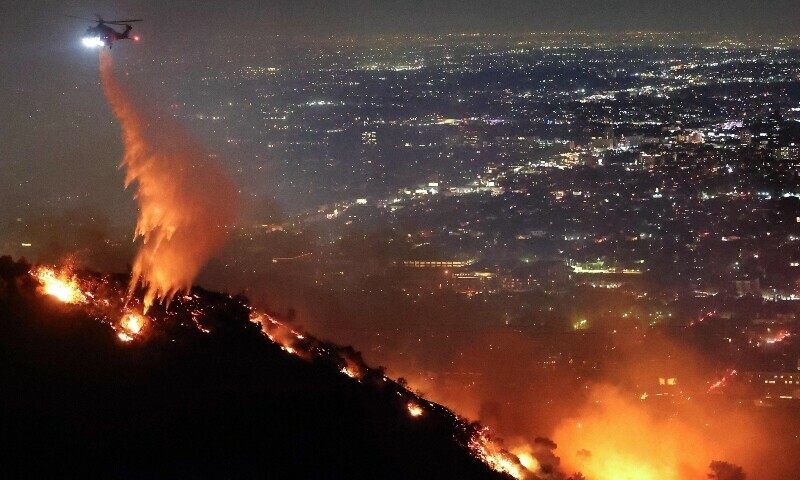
[0,257,511,479]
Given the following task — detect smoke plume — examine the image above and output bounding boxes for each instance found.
[99,52,235,310]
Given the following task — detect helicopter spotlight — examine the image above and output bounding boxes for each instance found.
[82,37,106,48]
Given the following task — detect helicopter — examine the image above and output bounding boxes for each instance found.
[66,15,143,48]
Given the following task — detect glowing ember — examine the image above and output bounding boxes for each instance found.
[117,332,135,342]
[764,331,790,344]
[468,428,524,480]
[118,311,148,342]
[707,369,737,394]
[249,312,306,357]
[30,266,87,304]
[26,268,527,478]
[407,402,424,417]
[688,310,716,328]
[249,311,529,476]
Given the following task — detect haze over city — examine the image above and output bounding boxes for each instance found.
[2,1,800,479]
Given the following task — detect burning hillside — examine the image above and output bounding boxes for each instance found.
[3,42,767,480]
[0,257,543,479]
[0,51,535,479]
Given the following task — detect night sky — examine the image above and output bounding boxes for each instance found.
[4,0,800,44]
[1,0,799,228]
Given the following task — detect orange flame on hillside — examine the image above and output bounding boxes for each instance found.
[29,266,533,477]
[707,369,737,394]
[407,402,424,417]
[468,427,525,479]
[30,265,152,343]
[99,52,235,311]
[510,448,541,474]
[30,265,88,304]
[117,311,148,342]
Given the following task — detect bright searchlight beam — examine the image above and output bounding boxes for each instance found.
[82,37,105,48]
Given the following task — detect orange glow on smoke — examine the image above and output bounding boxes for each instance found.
[511,449,540,473]
[31,266,87,304]
[99,52,235,311]
[554,385,714,480]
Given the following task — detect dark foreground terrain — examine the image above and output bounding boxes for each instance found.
[0,257,509,479]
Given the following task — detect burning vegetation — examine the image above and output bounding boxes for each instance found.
[30,265,150,343]
[21,261,538,478]
[468,426,527,479]
[117,310,147,342]
[31,264,88,305]
[12,258,777,480]
[408,401,424,417]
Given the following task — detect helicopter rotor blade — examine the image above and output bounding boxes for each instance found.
[63,14,98,22]
[106,19,143,24]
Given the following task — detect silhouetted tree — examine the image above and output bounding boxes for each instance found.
[708,461,745,480]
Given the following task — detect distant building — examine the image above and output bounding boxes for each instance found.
[462,129,481,148]
[778,144,799,160]
[502,262,571,292]
[589,136,615,151]
[361,131,377,145]
[450,271,497,294]
[743,371,800,403]
[402,260,475,268]
[734,277,760,297]
[675,131,704,144]
[739,129,753,145]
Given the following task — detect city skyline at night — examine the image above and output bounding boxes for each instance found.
[2,3,800,479]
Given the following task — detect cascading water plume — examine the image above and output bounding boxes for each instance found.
[99,51,235,311]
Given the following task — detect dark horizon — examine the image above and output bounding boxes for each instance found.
[5,1,800,41]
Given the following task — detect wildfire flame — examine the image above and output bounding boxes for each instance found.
[765,331,790,344]
[407,402,424,417]
[468,427,525,480]
[30,266,87,304]
[99,51,235,312]
[554,384,718,480]
[249,312,310,359]
[707,369,737,394]
[511,449,541,473]
[29,266,530,476]
[117,311,148,342]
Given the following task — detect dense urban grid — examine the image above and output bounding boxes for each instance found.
[182,33,800,383]
[5,32,800,434]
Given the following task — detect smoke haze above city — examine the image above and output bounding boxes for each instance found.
[3,1,800,479]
